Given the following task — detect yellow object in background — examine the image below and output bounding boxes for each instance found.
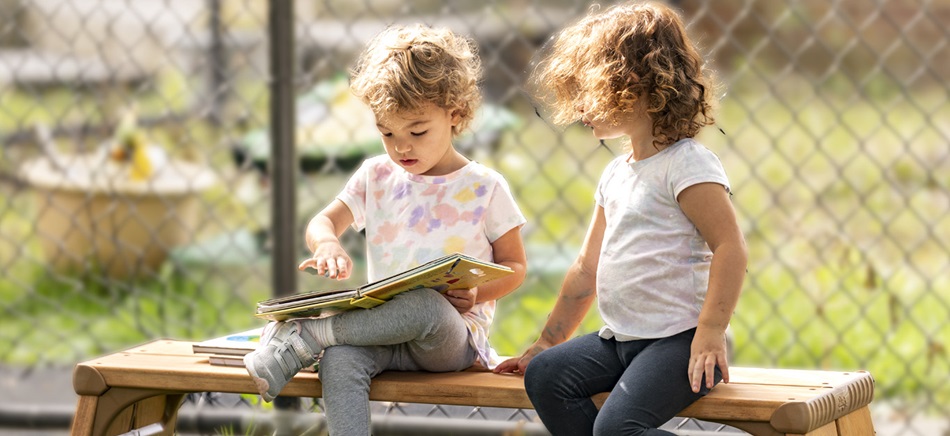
[127,131,153,181]
[108,107,155,181]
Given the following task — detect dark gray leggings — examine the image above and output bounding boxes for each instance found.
[524,329,720,436]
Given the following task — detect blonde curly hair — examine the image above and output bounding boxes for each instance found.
[532,1,716,147]
[349,24,482,136]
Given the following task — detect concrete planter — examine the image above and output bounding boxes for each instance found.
[20,154,216,279]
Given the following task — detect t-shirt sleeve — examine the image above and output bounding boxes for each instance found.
[484,174,527,243]
[336,159,371,231]
[670,144,731,199]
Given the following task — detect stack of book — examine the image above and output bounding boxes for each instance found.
[192,328,320,372]
[191,328,262,367]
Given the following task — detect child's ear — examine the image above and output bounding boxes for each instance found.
[449,108,462,126]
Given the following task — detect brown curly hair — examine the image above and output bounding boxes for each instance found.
[349,24,482,136]
[532,1,717,147]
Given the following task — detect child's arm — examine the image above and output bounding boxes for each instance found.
[442,226,527,312]
[478,226,527,302]
[494,207,605,374]
[298,199,356,280]
[678,183,748,393]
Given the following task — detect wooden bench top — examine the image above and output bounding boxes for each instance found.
[72,339,876,436]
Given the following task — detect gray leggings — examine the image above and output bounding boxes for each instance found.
[303,288,477,436]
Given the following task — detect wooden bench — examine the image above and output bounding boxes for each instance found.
[71,339,876,436]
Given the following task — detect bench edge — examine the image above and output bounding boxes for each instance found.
[770,370,875,433]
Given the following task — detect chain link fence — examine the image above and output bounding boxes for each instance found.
[0,0,947,435]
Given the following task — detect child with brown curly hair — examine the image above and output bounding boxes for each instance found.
[244,24,526,435]
[494,2,747,435]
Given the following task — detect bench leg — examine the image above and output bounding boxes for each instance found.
[791,421,838,435]
[71,395,101,435]
[782,406,875,436]
[70,388,186,436]
[833,406,875,436]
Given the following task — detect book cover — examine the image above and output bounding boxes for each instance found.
[208,353,317,372]
[255,253,513,321]
[208,354,247,367]
[192,328,263,356]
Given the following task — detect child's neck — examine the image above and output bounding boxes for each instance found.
[424,148,470,176]
[621,112,660,162]
[626,137,664,162]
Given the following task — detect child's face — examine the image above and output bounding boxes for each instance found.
[581,112,627,140]
[580,108,635,141]
[375,103,463,176]
[579,100,651,142]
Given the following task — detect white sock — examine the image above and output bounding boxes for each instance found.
[303,317,338,347]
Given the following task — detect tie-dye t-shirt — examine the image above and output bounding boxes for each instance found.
[337,155,526,367]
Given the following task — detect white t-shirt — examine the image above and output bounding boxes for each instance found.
[594,139,731,340]
[337,155,526,366]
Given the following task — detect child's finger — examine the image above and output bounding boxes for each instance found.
[298,258,321,273]
[300,257,329,276]
[705,360,717,389]
[493,358,517,374]
[335,257,348,279]
[690,358,704,393]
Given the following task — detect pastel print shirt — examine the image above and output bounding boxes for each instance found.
[337,155,526,367]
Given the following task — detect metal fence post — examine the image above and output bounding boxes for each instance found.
[269,0,297,299]
[269,0,302,415]
[207,0,227,126]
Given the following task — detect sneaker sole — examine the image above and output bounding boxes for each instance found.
[244,352,276,402]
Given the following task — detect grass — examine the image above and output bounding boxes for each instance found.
[0,260,273,365]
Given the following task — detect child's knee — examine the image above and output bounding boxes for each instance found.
[399,287,442,304]
[523,351,558,393]
[397,288,454,316]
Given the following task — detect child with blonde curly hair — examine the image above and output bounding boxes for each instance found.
[495,2,747,435]
[244,24,526,435]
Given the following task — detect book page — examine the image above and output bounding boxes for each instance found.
[256,288,358,312]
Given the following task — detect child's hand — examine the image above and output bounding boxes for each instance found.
[298,243,352,280]
[688,326,730,393]
[493,341,548,375]
[443,287,477,314]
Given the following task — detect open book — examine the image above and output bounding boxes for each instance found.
[255,253,513,321]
